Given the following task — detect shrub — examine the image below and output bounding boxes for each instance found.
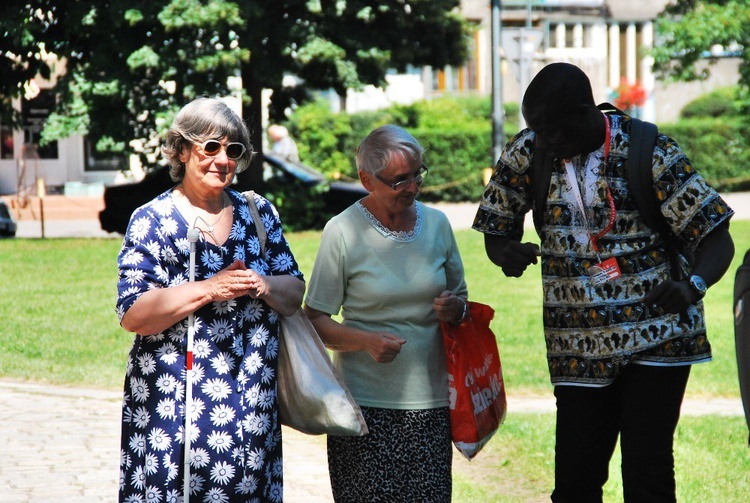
[415,125,493,202]
[282,94,750,206]
[661,118,750,191]
[286,99,355,179]
[287,95,519,201]
[680,86,743,119]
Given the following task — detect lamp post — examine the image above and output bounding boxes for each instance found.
[490,0,504,167]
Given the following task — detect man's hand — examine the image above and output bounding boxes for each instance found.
[501,241,541,277]
[485,235,541,277]
[644,279,701,314]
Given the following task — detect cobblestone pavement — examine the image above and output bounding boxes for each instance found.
[0,380,743,502]
[0,380,333,503]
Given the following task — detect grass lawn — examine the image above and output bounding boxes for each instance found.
[1,220,748,501]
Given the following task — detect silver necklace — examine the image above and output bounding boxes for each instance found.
[176,189,228,242]
[196,192,227,233]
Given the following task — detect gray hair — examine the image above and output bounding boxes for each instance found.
[356,124,424,175]
[161,97,254,181]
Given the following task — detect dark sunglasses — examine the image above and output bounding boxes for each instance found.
[197,139,247,160]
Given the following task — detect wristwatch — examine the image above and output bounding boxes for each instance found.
[688,275,708,298]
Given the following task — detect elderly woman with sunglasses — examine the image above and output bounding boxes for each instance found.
[303,124,468,502]
[116,97,304,502]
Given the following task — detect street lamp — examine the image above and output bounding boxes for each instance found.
[490,0,504,167]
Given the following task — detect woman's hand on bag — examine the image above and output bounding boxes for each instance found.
[365,332,406,364]
[433,290,467,325]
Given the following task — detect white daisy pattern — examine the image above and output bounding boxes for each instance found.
[117,189,302,501]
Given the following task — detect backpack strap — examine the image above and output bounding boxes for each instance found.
[596,103,662,233]
[598,105,692,276]
[625,118,662,235]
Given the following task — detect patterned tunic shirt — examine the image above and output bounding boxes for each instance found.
[116,188,303,502]
[473,114,733,386]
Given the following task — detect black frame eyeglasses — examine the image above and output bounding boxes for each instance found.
[374,164,428,191]
[196,139,247,160]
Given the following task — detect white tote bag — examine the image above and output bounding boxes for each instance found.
[243,191,368,436]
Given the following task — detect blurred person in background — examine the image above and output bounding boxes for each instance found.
[268,124,299,162]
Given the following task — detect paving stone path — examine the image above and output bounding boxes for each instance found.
[0,380,743,502]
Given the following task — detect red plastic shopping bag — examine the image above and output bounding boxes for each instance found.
[441,301,507,460]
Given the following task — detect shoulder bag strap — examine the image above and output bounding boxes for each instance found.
[242,190,267,257]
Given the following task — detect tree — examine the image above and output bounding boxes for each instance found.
[652,0,749,107]
[1,0,252,168]
[0,0,468,188]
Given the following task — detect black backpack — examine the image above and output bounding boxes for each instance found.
[735,249,750,444]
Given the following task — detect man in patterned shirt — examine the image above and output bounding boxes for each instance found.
[473,62,735,502]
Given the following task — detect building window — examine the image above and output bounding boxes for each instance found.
[1,127,13,159]
[432,24,480,93]
[22,90,58,159]
[553,22,594,49]
[84,135,127,172]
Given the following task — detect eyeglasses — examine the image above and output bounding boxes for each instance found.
[196,139,247,160]
[374,164,428,191]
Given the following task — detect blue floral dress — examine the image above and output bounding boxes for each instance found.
[116,188,303,503]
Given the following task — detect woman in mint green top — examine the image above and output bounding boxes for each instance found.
[304,125,468,502]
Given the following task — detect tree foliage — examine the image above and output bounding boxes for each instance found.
[653,0,749,107]
[0,0,468,187]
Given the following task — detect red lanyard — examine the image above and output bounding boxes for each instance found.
[591,186,615,252]
[590,115,614,253]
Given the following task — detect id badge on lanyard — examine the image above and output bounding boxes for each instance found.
[563,115,621,286]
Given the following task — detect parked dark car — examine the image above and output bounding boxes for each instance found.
[99,153,368,234]
[0,201,17,237]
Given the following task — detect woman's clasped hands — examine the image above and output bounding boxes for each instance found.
[208,259,269,301]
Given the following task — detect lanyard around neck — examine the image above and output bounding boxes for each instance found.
[563,114,614,253]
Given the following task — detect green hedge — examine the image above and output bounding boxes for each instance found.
[284,96,750,207]
[661,118,750,191]
[287,96,516,199]
[411,125,493,202]
[680,86,743,119]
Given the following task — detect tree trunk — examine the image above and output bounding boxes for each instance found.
[237,63,265,192]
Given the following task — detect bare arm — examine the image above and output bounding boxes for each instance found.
[251,274,305,317]
[122,259,304,335]
[303,305,406,363]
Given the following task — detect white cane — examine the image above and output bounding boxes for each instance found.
[184,227,200,503]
